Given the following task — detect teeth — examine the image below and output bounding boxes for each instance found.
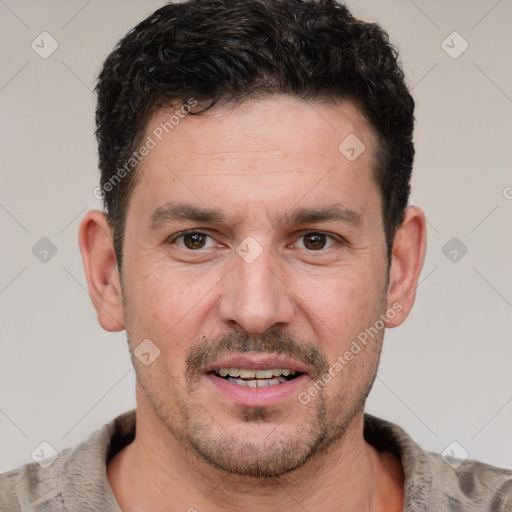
[255,369,273,378]
[239,369,256,378]
[227,377,283,387]
[216,368,298,378]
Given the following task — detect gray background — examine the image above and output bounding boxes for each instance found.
[1,0,511,473]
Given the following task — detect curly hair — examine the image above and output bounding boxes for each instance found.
[95,0,415,268]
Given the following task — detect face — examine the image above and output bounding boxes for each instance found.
[120,97,390,477]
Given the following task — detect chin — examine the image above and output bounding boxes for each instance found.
[189,425,326,478]
[178,399,329,478]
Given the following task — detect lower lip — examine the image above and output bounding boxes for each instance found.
[205,373,309,407]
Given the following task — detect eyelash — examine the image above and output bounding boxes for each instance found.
[167,230,344,251]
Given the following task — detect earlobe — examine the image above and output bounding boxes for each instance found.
[78,210,125,332]
[385,206,427,328]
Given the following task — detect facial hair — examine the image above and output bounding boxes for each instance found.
[132,325,382,478]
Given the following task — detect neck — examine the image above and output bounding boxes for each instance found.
[108,392,403,512]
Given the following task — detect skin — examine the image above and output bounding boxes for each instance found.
[79,96,426,512]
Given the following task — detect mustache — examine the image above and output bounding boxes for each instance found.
[185,326,329,383]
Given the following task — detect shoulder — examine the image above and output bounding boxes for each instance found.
[0,465,25,512]
[0,454,68,512]
[363,413,512,510]
[0,410,135,512]
[424,450,512,510]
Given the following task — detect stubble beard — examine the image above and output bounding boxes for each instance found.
[136,352,380,480]
[130,302,385,480]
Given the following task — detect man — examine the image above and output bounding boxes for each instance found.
[1,0,511,510]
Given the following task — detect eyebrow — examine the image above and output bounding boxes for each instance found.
[149,202,226,230]
[279,204,362,227]
[148,201,362,231]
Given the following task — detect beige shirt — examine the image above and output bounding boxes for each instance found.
[1,409,511,511]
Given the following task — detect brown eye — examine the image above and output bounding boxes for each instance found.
[183,232,207,249]
[171,231,216,250]
[295,232,337,251]
[303,233,327,250]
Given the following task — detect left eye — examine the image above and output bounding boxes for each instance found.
[173,232,217,250]
[294,232,337,251]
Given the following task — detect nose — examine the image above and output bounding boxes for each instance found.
[218,245,295,334]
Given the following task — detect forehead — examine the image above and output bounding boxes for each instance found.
[145,97,376,169]
[127,96,381,228]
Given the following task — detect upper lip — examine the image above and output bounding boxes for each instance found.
[204,354,310,375]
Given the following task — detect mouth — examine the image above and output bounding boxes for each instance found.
[209,367,303,387]
[203,354,310,407]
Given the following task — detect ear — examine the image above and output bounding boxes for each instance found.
[78,210,125,332]
[385,206,427,328]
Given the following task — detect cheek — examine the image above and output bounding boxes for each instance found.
[299,268,374,324]
[293,260,387,361]
[124,260,217,354]
[130,255,202,312]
